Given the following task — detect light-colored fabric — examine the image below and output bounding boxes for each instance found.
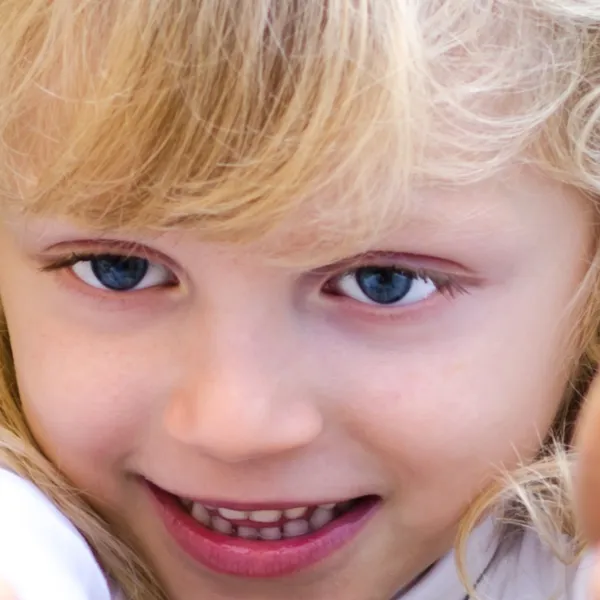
[399,519,594,600]
[0,468,114,600]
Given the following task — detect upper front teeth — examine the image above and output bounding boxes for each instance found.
[218,507,250,521]
[214,506,309,523]
[283,507,308,519]
[245,509,282,523]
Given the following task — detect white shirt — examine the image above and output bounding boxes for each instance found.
[399,518,594,599]
[0,468,594,599]
[0,468,115,600]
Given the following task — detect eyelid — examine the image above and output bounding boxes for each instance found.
[38,256,181,308]
[312,251,473,280]
[38,240,180,274]
[313,254,476,296]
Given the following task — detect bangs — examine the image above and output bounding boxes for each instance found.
[0,0,592,250]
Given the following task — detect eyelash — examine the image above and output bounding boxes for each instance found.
[41,252,148,273]
[40,251,469,308]
[40,251,179,290]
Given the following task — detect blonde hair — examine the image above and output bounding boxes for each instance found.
[0,0,599,597]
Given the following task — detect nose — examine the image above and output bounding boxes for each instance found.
[163,322,323,464]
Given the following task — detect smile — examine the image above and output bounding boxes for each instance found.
[148,482,381,578]
[182,498,357,540]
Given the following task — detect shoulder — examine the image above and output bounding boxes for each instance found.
[0,468,114,600]
[479,525,594,600]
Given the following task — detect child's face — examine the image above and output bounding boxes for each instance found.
[0,167,592,600]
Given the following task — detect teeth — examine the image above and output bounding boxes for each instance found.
[309,507,334,530]
[283,519,310,538]
[191,503,211,526]
[218,507,248,520]
[212,516,233,534]
[260,527,282,540]
[185,499,349,538]
[237,526,259,540]
[249,509,283,523]
[283,506,308,519]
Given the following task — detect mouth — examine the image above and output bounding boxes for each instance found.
[181,496,360,540]
[147,482,381,578]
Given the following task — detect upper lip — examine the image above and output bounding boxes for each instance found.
[180,498,355,511]
[145,479,374,510]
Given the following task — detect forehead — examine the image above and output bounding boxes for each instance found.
[262,168,586,248]
[5,166,590,270]
[0,0,582,258]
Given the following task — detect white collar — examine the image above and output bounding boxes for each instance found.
[393,519,498,600]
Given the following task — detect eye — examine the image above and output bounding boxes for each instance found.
[71,254,174,291]
[327,266,439,306]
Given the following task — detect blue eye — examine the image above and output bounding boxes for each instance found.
[331,267,438,306]
[71,254,173,291]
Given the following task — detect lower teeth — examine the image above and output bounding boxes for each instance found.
[237,526,258,540]
[208,517,314,540]
[283,519,310,538]
[212,515,233,535]
[259,526,281,540]
[203,511,335,540]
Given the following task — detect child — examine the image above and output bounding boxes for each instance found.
[0,0,600,599]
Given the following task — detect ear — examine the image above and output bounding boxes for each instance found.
[574,373,600,543]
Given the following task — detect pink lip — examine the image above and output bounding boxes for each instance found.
[148,484,381,578]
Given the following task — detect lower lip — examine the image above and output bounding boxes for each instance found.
[149,485,380,578]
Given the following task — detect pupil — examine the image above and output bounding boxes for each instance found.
[355,267,412,304]
[91,255,149,291]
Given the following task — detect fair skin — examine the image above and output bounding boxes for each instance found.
[0,166,595,599]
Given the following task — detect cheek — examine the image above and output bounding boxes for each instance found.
[355,360,560,475]
[6,306,168,492]
[319,318,571,521]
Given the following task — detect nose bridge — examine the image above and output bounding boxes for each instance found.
[163,298,323,463]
